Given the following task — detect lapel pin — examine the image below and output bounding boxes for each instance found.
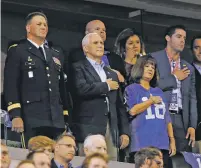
[29,47,32,50]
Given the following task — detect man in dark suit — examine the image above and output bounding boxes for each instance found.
[51,134,75,168]
[152,25,197,152]
[3,12,69,145]
[71,33,129,160]
[66,20,126,83]
[191,36,201,153]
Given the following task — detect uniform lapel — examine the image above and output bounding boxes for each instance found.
[44,46,53,64]
[26,40,46,61]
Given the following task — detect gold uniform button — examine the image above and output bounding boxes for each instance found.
[49,88,52,92]
[46,67,49,70]
[49,81,51,84]
[47,74,50,77]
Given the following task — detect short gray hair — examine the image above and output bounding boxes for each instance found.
[82,33,99,47]
[84,134,105,148]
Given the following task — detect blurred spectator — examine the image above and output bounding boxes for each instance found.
[191,36,201,154]
[152,25,197,152]
[134,147,163,168]
[28,136,55,159]
[124,55,175,168]
[3,11,68,145]
[83,135,107,156]
[71,33,129,161]
[76,135,107,168]
[114,28,146,84]
[51,134,76,168]
[0,142,11,168]
[16,160,35,168]
[27,151,51,168]
[81,152,109,168]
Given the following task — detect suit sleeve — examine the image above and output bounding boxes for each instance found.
[4,46,22,118]
[157,72,177,91]
[72,63,109,97]
[189,68,197,129]
[117,87,130,136]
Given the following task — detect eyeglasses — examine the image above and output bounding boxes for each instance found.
[58,144,78,151]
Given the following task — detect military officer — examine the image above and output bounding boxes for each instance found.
[3,12,69,145]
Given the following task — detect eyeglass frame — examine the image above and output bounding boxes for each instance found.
[57,143,78,151]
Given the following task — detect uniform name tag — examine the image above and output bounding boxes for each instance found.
[28,71,33,78]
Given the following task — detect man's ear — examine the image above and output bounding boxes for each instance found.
[145,158,151,166]
[165,35,170,42]
[54,144,59,152]
[83,147,88,155]
[83,45,88,53]
[26,24,30,33]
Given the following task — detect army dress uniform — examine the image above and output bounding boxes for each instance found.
[4,39,69,142]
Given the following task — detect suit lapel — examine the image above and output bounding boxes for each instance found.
[180,60,188,93]
[161,50,172,74]
[103,66,112,79]
[26,40,46,61]
[84,59,102,82]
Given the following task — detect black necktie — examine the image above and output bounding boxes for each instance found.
[39,47,45,59]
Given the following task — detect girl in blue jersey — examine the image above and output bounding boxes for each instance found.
[124,55,176,168]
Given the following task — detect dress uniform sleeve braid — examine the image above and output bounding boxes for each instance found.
[4,45,22,118]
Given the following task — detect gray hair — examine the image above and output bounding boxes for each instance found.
[82,33,99,47]
[84,134,106,148]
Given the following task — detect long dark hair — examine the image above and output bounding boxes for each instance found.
[131,54,159,87]
[114,28,145,59]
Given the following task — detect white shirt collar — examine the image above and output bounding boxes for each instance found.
[86,57,105,68]
[27,38,44,49]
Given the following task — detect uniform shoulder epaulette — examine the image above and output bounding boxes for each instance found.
[51,47,60,53]
[8,44,18,51]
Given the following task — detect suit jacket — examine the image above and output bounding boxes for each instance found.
[70,58,129,144]
[152,50,197,130]
[4,40,67,128]
[51,159,73,168]
[192,63,201,140]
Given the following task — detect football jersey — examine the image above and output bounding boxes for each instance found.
[181,152,201,168]
[124,83,172,152]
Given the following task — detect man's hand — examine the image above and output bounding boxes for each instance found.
[149,96,162,104]
[120,134,129,149]
[173,67,190,81]
[186,127,195,147]
[111,69,125,83]
[169,137,176,156]
[106,79,119,90]
[12,117,24,133]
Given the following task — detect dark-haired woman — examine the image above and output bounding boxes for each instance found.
[124,55,176,168]
[114,28,146,84]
